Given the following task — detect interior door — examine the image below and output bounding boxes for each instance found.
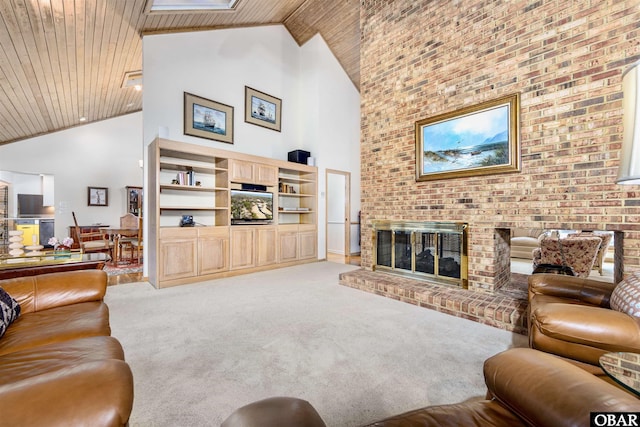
[326,170,350,262]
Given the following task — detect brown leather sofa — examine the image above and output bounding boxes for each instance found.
[222,348,640,427]
[528,273,640,372]
[0,270,134,427]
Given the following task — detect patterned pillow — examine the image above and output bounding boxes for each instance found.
[610,272,640,316]
[0,287,20,338]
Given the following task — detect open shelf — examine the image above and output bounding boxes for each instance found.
[159,206,228,211]
[160,184,225,192]
[149,138,318,288]
[159,159,222,174]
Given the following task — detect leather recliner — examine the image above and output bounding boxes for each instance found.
[222,347,640,427]
[528,273,640,372]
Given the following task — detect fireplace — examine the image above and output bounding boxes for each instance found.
[373,220,468,288]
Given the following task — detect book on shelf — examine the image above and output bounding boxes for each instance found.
[278,183,296,194]
[176,170,195,185]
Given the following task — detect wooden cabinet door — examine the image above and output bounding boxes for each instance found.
[279,232,298,262]
[230,160,277,186]
[299,231,317,259]
[255,164,278,186]
[159,239,198,281]
[199,234,229,274]
[257,227,277,266]
[230,227,255,269]
[229,160,254,183]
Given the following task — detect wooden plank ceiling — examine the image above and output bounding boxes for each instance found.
[0,0,359,146]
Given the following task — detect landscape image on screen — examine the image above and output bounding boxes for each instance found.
[230,190,273,221]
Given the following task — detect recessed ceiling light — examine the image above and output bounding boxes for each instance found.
[146,0,240,12]
[122,71,143,89]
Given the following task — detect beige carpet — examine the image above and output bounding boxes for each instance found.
[105,262,527,426]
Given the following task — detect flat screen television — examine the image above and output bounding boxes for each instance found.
[230,189,273,224]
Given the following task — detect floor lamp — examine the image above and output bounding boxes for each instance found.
[618,60,640,185]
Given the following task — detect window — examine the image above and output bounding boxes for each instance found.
[146,0,239,12]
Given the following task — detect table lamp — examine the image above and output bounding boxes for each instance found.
[618,60,640,185]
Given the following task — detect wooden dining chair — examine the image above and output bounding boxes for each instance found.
[117,213,139,263]
[119,213,138,228]
[128,215,143,264]
[71,211,113,259]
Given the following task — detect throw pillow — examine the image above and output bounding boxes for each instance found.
[0,287,21,338]
[610,272,640,317]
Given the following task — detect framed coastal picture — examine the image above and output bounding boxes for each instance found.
[184,92,234,144]
[88,187,108,206]
[415,93,521,181]
[244,86,282,132]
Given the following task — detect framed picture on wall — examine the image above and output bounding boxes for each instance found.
[415,93,521,181]
[184,92,234,144]
[88,187,108,206]
[244,86,282,132]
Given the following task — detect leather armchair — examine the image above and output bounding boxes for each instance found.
[528,273,640,367]
[222,348,640,427]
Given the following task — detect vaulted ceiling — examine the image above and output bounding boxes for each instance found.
[0,0,359,146]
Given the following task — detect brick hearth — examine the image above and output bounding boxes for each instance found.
[339,269,528,335]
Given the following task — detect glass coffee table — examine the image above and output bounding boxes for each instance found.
[0,251,109,280]
[599,352,640,396]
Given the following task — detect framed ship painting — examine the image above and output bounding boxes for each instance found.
[244,86,282,132]
[415,93,520,181]
[184,92,234,144]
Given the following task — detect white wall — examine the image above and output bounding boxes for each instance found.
[299,34,361,257]
[0,112,143,238]
[142,25,302,159]
[143,26,360,259]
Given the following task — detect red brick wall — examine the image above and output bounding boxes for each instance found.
[360,0,640,291]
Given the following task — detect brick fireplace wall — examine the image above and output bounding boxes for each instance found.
[360,0,640,292]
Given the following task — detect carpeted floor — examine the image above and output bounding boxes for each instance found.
[105,262,527,426]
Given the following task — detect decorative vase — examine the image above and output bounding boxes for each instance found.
[54,247,71,259]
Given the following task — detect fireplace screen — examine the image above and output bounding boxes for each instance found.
[373,221,468,287]
[394,231,412,271]
[415,232,436,275]
[376,230,392,268]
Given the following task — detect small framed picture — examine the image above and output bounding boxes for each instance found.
[184,92,234,144]
[88,187,108,206]
[244,86,282,132]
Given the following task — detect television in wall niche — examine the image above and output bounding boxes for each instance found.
[230,189,273,224]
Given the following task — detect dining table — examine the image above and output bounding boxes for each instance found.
[99,227,139,265]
